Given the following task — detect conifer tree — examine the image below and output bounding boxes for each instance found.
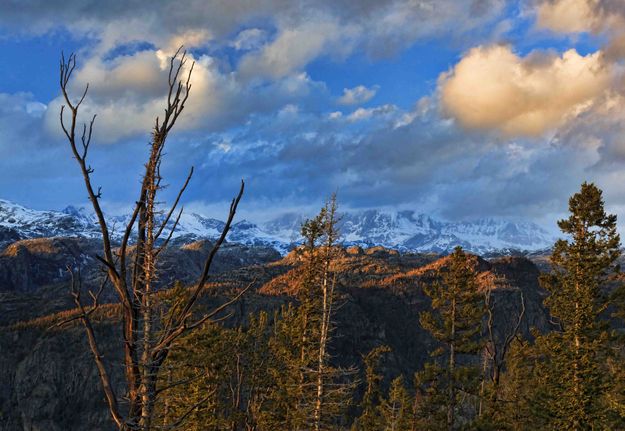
[605,352,625,428]
[534,182,620,429]
[380,376,413,431]
[265,195,354,430]
[263,302,310,429]
[419,246,485,430]
[157,301,275,430]
[482,337,545,431]
[412,364,447,430]
[352,345,391,431]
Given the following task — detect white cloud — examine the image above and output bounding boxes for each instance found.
[338,85,378,105]
[43,48,330,143]
[534,0,625,60]
[328,111,343,120]
[238,17,356,80]
[536,0,599,33]
[347,104,397,122]
[166,29,212,51]
[439,45,612,136]
[0,1,508,57]
[12,0,613,224]
[4,0,510,144]
[231,28,268,51]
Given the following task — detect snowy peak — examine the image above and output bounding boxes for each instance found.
[0,200,556,255]
[339,210,441,246]
[329,210,554,254]
[0,200,100,239]
[61,205,92,220]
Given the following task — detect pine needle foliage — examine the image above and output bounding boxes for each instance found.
[419,246,485,430]
[536,182,620,430]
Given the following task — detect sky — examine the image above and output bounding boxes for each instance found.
[0,0,624,227]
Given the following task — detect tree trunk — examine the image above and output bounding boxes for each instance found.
[313,260,330,431]
[448,297,456,431]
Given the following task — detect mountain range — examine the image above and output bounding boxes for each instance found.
[0,199,557,255]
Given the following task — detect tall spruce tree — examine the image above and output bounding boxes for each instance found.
[419,246,485,431]
[537,182,620,429]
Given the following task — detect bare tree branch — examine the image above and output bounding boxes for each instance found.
[65,266,125,429]
[154,166,194,242]
[60,47,245,430]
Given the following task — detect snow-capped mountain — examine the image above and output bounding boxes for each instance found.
[0,200,101,240]
[0,199,557,255]
[336,210,555,254]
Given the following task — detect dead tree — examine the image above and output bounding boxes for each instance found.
[484,287,525,386]
[58,48,246,430]
[478,284,525,416]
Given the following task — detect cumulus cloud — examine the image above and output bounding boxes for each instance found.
[238,17,356,80]
[0,0,507,55]
[8,0,625,227]
[337,85,378,105]
[1,0,510,144]
[43,47,330,143]
[535,0,625,33]
[535,0,625,59]
[0,0,510,84]
[536,0,600,33]
[439,45,612,136]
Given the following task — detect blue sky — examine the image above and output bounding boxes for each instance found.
[0,0,624,226]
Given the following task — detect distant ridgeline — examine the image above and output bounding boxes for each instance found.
[0,199,555,255]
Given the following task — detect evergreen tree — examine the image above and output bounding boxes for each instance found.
[379,376,413,431]
[264,195,355,430]
[605,351,625,428]
[419,246,485,430]
[352,345,390,430]
[263,303,310,429]
[481,336,545,431]
[536,182,620,429]
[412,363,448,430]
[157,304,275,430]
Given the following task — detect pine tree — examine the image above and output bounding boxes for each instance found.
[484,336,545,431]
[537,182,620,429]
[157,297,275,430]
[419,246,485,430]
[380,376,413,431]
[263,303,311,429]
[412,363,447,431]
[605,351,625,427]
[265,195,355,430]
[352,345,391,430]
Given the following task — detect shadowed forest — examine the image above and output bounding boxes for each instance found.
[2,48,625,431]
